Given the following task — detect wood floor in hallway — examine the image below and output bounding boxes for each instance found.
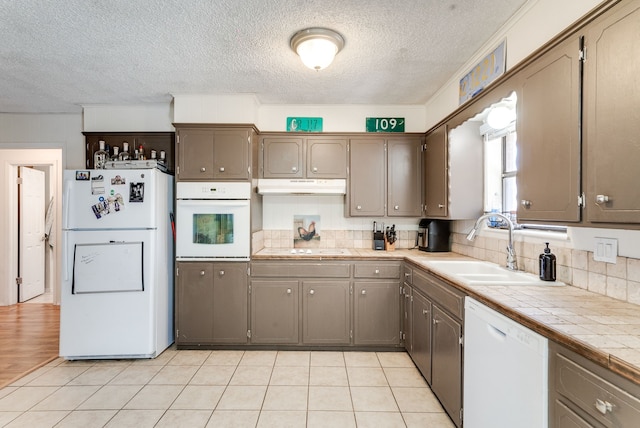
[0,303,59,388]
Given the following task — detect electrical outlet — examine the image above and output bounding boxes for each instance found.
[594,237,617,263]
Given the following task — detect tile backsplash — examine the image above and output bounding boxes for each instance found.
[257,229,417,251]
[451,232,640,306]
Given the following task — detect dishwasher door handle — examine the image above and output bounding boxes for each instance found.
[487,324,507,340]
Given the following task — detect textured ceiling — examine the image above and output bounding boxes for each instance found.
[0,0,528,113]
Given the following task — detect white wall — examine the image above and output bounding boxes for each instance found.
[257,104,427,132]
[83,104,174,132]
[173,94,427,132]
[0,113,82,305]
[0,113,83,168]
[424,0,603,130]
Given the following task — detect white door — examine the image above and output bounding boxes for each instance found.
[19,166,46,302]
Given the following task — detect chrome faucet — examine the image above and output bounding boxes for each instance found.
[466,213,518,271]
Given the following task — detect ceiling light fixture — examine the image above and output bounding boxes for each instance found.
[290,27,345,71]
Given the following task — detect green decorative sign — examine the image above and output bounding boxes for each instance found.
[286,117,323,132]
[366,117,405,132]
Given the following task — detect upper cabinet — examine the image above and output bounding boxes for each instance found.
[584,0,640,224]
[175,124,256,181]
[84,132,175,172]
[348,137,386,217]
[423,123,482,220]
[516,35,582,223]
[260,134,347,179]
[347,135,423,217]
[387,138,423,217]
[423,125,448,218]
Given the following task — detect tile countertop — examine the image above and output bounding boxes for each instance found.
[253,248,640,384]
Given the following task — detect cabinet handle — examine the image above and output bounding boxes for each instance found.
[521,200,532,208]
[394,205,399,210]
[596,194,610,204]
[309,289,315,295]
[595,399,613,415]
[292,166,298,172]
[422,309,429,316]
[286,288,292,294]
[312,167,318,172]
[404,273,410,277]
[219,166,225,172]
[375,269,380,274]
[433,318,440,325]
[361,290,366,295]
[356,205,362,210]
[438,204,444,208]
[200,167,206,172]
[219,270,225,276]
[200,271,205,276]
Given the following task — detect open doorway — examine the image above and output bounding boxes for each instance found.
[0,148,62,306]
[18,165,47,302]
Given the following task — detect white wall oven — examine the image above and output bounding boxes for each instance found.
[176,182,251,261]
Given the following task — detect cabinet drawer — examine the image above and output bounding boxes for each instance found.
[251,262,350,278]
[413,269,464,319]
[555,353,640,427]
[354,262,401,279]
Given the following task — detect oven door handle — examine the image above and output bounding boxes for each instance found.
[177,199,249,208]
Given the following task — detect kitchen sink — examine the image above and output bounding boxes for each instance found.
[422,260,565,286]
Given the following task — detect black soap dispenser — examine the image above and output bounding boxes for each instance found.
[539,242,556,281]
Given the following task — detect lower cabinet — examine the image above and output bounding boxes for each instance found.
[250,280,299,344]
[176,261,248,346]
[404,264,465,428]
[353,261,402,346]
[249,260,401,347]
[410,287,432,383]
[353,281,400,346]
[431,305,463,427]
[302,280,351,345]
[549,341,640,428]
[249,279,352,345]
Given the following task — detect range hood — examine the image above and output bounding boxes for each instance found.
[257,178,346,195]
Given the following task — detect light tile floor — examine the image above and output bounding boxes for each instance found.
[0,349,455,428]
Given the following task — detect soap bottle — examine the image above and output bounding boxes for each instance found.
[539,242,556,281]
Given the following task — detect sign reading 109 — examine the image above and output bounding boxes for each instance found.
[365,117,405,132]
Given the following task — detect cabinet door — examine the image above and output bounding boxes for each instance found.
[306,138,347,178]
[432,306,462,428]
[177,128,215,180]
[212,129,250,180]
[585,1,640,223]
[354,281,400,346]
[423,125,448,218]
[176,262,214,344]
[262,137,304,178]
[212,263,248,344]
[349,139,386,216]
[517,36,581,222]
[387,137,423,217]
[403,286,412,353]
[250,280,299,344]
[411,289,432,384]
[302,280,351,345]
[554,401,597,428]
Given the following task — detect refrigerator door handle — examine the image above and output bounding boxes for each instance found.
[63,181,72,229]
[63,236,70,282]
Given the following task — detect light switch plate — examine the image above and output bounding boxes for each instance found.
[594,237,617,263]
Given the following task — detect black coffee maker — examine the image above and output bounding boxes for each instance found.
[417,219,451,252]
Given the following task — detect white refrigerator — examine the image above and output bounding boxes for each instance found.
[60,168,174,359]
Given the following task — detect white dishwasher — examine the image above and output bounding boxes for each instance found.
[463,297,548,428]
